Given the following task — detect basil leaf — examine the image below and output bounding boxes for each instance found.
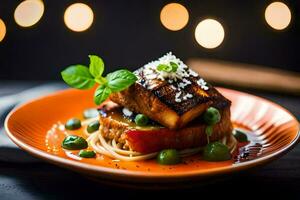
[157,64,172,72]
[61,65,95,89]
[95,76,107,85]
[106,69,137,92]
[89,55,104,78]
[94,85,111,105]
[170,62,178,72]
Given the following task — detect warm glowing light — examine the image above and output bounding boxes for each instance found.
[64,3,94,32]
[195,19,225,49]
[0,19,6,42]
[265,2,291,30]
[14,0,44,27]
[160,3,189,31]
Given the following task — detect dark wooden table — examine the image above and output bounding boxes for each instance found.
[0,81,299,199]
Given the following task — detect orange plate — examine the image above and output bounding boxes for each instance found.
[4,87,300,185]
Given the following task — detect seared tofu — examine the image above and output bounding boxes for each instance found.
[109,53,231,129]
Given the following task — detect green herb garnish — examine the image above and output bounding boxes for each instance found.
[61,55,137,105]
[94,85,112,105]
[157,64,173,72]
[156,62,178,73]
[61,65,96,89]
[169,62,178,72]
[106,69,138,92]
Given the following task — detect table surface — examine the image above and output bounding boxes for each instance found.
[0,81,299,199]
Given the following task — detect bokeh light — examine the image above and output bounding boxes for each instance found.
[195,19,225,49]
[0,19,6,42]
[265,2,291,30]
[160,3,189,31]
[64,3,94,32]
[14,0,44,27]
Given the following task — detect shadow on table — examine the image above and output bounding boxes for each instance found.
[0,152,300,200]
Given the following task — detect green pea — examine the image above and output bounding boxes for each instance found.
[65,118,81,130]
[62,135,88,150]
[87,120,100,133]
[83,108,99,119]
[234,129,248,142]
[203,141,231,162]
[78,150,96,158]
[134,114,149,126]
[203,107,221,125]
[157,149,181,165]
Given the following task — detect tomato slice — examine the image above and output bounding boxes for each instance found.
[125,126,207,153]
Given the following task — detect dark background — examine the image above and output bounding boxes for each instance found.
[0,1,300,199]
[0,0,299,81]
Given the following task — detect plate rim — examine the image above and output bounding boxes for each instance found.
[4,87,300,181]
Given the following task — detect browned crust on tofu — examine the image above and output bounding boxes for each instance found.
[109,82,230,130]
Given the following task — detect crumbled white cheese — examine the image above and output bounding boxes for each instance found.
[140,52,209,103]
[175,91,182,98]
[183,78,191,84]
[186,93,193,98]
[178,82,185,89]
[178,78,191,89]
[188,69,199,77]
[175,91,182,102]
[197,78,209,90]
[142,52,189,82]
[122,107,133,117]
[170,85,176,90]
[182,93,193,101]
[147,84,158,90]
[145,74,157,80]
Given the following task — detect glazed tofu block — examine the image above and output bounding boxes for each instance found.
[110,52,231,129]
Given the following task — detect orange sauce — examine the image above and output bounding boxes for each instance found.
[45,112,261,173]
